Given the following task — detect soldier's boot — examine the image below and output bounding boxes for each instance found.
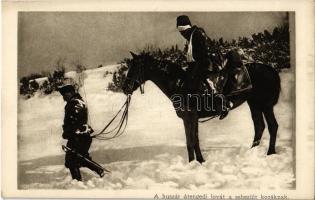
[69,167,82,181]
[215,94,233,120]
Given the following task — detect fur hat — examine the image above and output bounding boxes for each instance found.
[57,84,75,95]
[176,15,191,27]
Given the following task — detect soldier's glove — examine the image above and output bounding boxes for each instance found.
[75,124,94,136]
[62,125,70,139]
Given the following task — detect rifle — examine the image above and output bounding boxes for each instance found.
[62,145,110,174]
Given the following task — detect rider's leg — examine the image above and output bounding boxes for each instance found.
[215,70,233,120]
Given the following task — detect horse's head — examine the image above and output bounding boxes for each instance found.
[122,52,151,95]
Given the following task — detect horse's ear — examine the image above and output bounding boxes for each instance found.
[130,51,138,58]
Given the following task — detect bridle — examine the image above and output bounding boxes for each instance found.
[124,62,145,94]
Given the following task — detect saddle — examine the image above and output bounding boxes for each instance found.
[176,49,252,96]
[176,65,252,97]
[227,66,252,95]
[208,65,252,96]
[204,48,252,96]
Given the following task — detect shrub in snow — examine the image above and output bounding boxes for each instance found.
[40,80,54,95]
[40,67,66,95]
[19,73,45,98]
[103,70,112,77]
[107,63,128,92]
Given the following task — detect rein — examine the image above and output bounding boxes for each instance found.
[91,62,145,140]
[198,115,218,123]
[91,95,131,140]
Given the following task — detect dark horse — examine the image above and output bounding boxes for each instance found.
[122,52,281,163]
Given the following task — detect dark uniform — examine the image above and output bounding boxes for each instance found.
[184,25,224,92]
[61,89,103,181]
[177,15,234,119]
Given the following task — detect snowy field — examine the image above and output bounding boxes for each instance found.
[18,65,295,190]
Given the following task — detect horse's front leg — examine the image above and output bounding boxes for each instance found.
[183,111,205,163]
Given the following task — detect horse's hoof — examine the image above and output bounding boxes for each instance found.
[251,140,260,148]
[197,159,205,164]
[267,150,276,155]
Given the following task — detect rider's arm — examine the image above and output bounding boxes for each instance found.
[191,29,210,74]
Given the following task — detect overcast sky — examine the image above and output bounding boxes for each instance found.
[18,12,288,78]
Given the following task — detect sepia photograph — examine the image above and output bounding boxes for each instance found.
[2,0,314,199]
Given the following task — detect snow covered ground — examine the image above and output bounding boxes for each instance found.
[18,65,295,190]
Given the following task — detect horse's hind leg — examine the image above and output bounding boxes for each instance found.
[248,103,265,147]
[194,122,205,163]
[263,107,278,155]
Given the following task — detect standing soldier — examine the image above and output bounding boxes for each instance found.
[58,84,104,181]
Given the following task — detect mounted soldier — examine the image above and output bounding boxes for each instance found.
[58,83,105,181]
[176,15,239,119]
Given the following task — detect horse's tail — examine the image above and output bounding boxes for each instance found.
[271,69,281,106]
[246,63,281,109]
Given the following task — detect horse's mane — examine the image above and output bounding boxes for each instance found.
[137,51,186,79]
